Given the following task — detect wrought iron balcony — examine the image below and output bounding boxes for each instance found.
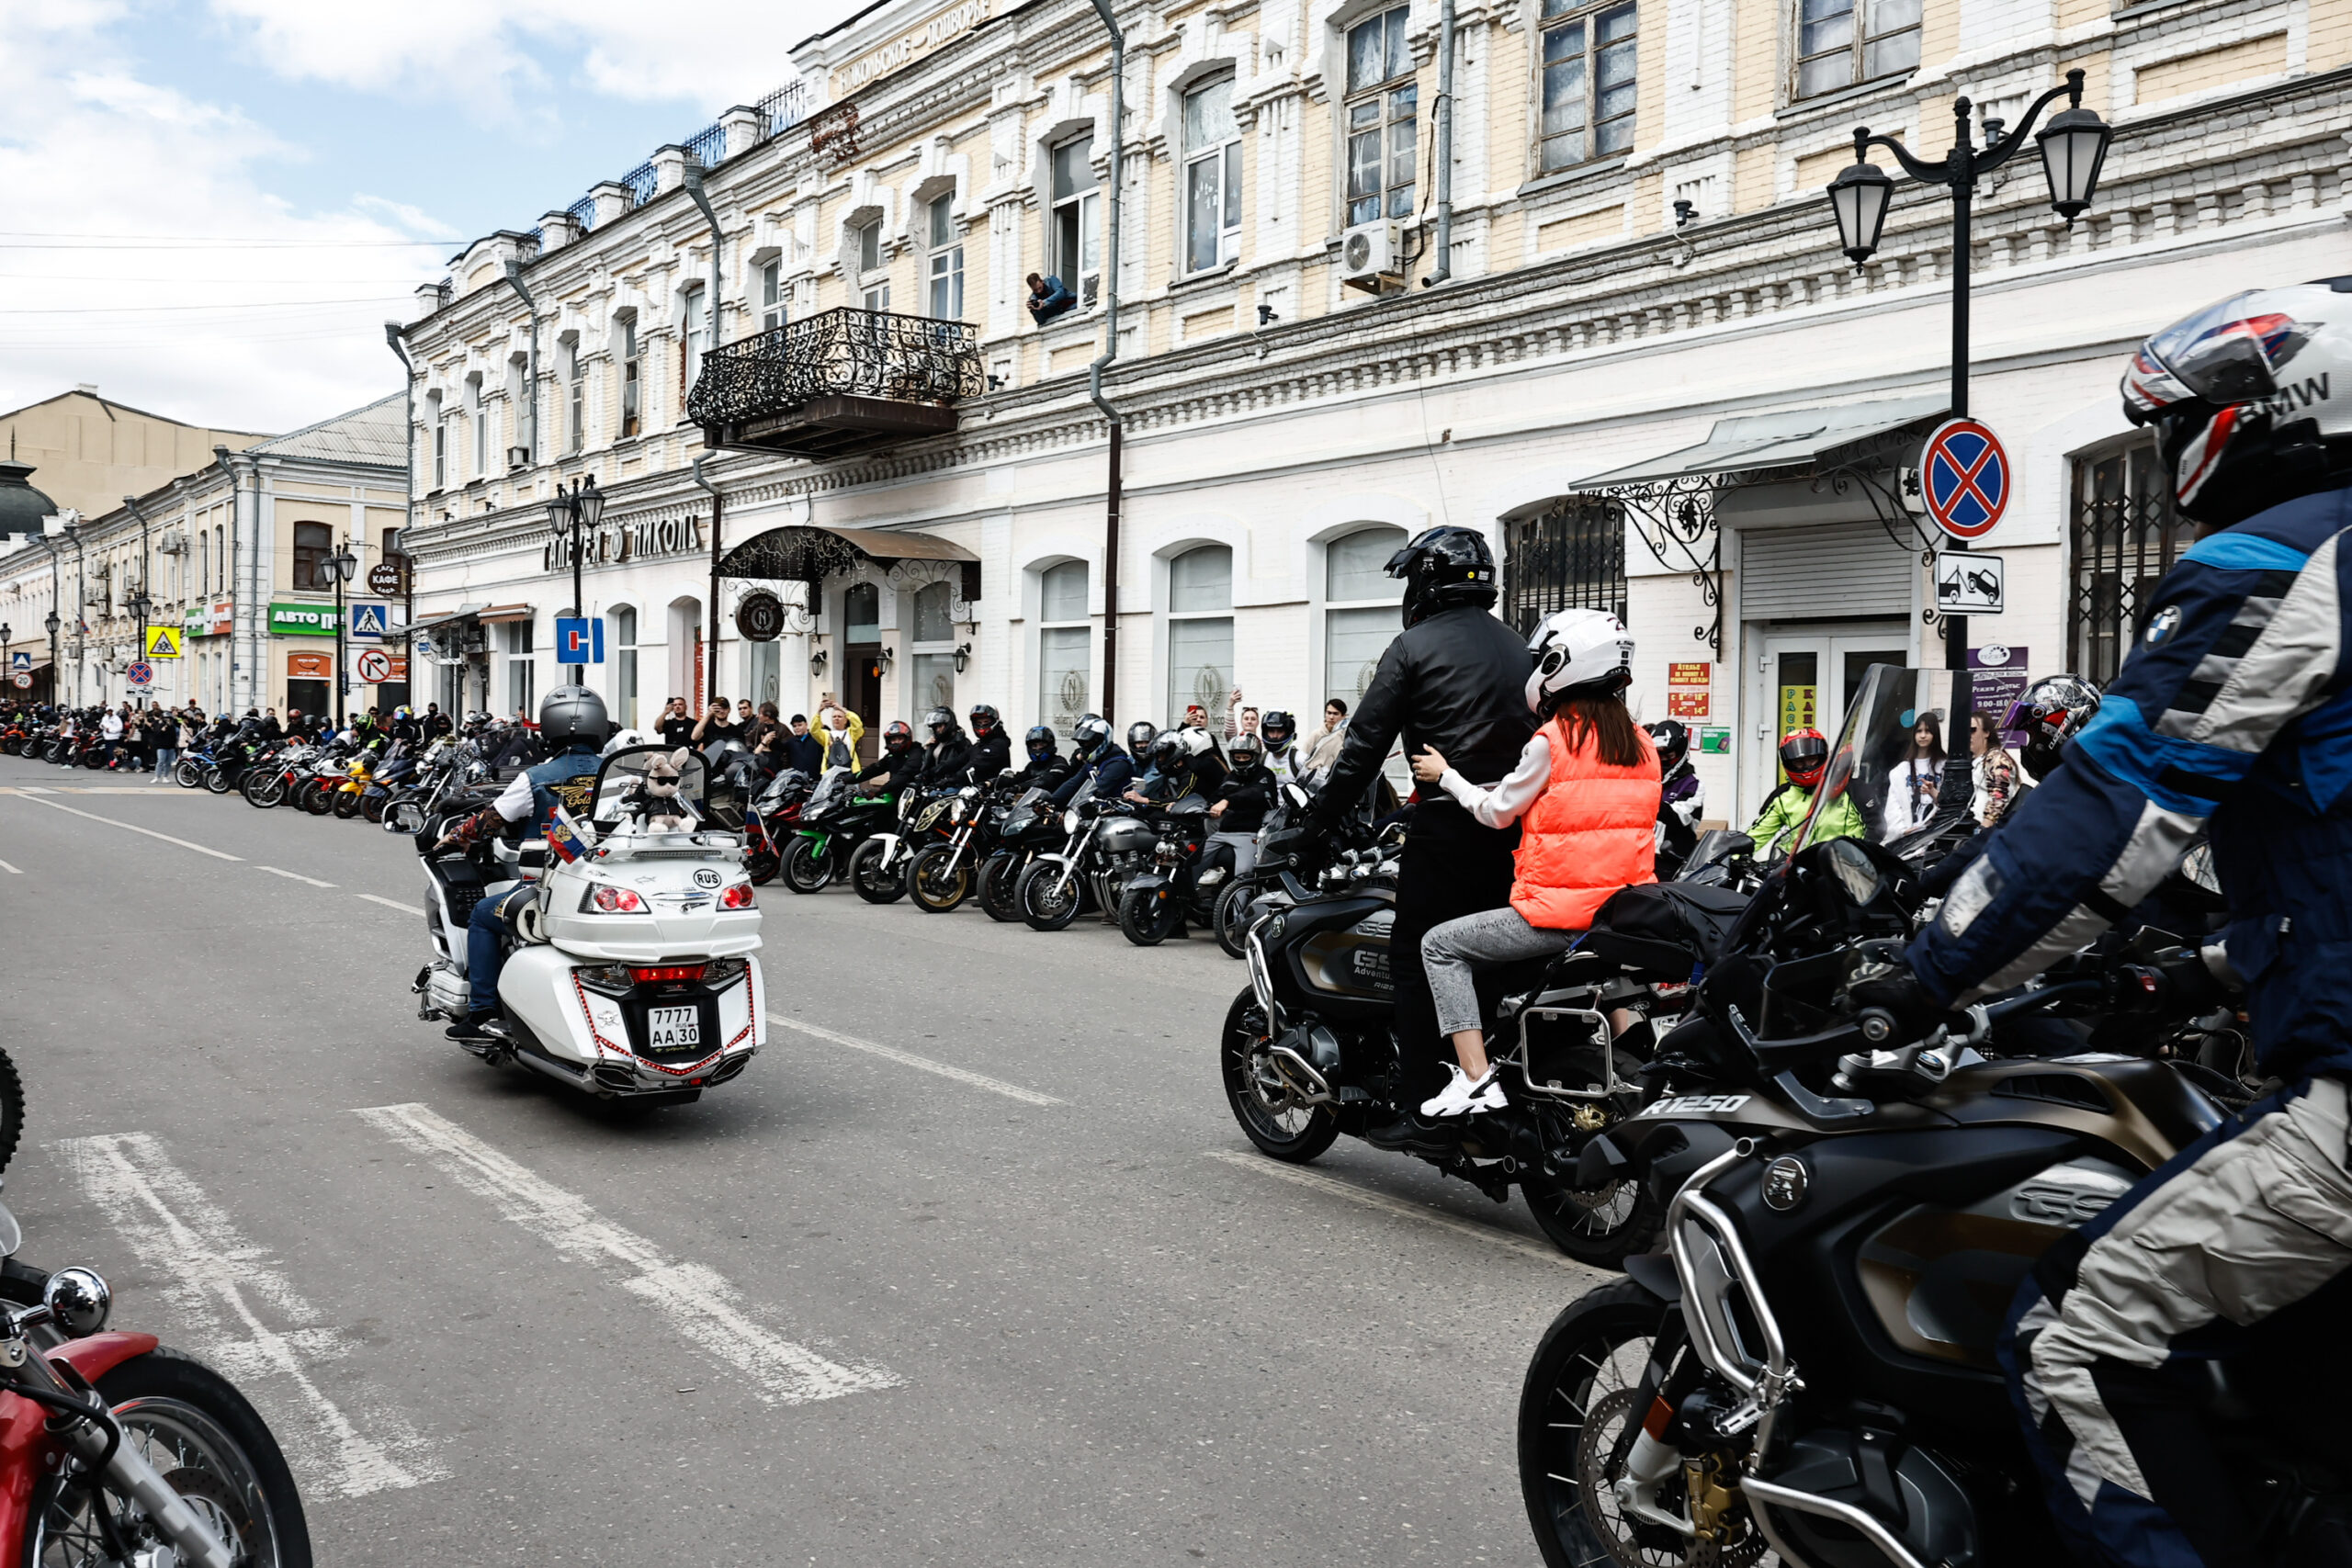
[688,307,984,459]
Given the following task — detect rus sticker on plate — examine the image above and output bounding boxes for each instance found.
[647,1006,701,1049]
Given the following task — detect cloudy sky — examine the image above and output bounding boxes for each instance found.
[0,0,869,435]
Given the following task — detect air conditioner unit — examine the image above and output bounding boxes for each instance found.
[154,532,187,555]
[1339,221,1402,292]
[507,446,533,470]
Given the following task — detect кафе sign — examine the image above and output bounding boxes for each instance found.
[542,510,706,574]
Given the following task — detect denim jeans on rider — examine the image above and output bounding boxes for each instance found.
[466,885,537,1014]
[153,746,177,781]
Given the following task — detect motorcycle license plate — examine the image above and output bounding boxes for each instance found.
[648,1007,701,1049]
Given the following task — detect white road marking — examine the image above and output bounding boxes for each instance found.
[3,794,241,861]
[766,1012,1066,1107]
[256,865,336,888]
[0,857,17,874]
[53,1133,446,1499]
[1202,1149,1596,1271]
[355,893,425,916]
[354,1103,900,1405]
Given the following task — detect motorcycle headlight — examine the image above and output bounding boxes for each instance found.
[950,799,967,823]
[1063,808,1080,835]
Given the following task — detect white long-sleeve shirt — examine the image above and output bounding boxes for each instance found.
[1437,730,1553,829]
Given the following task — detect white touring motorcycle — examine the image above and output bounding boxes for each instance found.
[412,745,766,1104]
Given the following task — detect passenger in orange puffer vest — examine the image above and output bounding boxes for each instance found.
[1408,609,1658,1119]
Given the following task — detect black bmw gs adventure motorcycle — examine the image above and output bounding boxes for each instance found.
[1219,820,1736,1268]
[1515,665,2317,1568]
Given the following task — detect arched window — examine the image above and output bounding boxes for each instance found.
[1324,525,1407,713]
[1166,545,1233,725]
[291,522,333,590]
[1038,561,1089,735]
[910,580,956,715]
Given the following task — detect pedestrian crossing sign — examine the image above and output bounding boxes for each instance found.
[143,626,183,660]
[348,602,390,640]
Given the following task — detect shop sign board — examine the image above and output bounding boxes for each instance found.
[1667,690,1710,718]
[268,603,341,637]
[286,650,334,679]
[1970,645,2031,748]
[831,0,992,98]
[542,512,705,574]
[367,560,405,596]
[1667,661,1712,687]
[736,592,786,643]
[1699,727,1731,755]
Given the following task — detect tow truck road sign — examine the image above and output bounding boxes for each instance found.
[1921,417,2011,541]
[355,648,392,684]
[1934,552,2006,615]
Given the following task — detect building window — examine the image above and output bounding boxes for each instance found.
[1182,76,1242,274]
[616,313,641,440]
[926,195,965,321]
[909,580,957,716]
[505,355,527,465]
[759,259,784,331]
[214,525,226,592]
[1050,135,1102,308]
[563,336,584,456]
[1539,0,1637,174]
[2070,441,2192,685]
[1324,526,1407,714]
[290,522,333,592]
[1794,0,1919,99]
[1166,545,1234,726]
[467,374,486,478]
[612,606,639,732]
[1345,7,1417,226]
[505,619,535,718]
[197,531,208,599]
[682,283,707,397]
[427,390,446,490]
[1038,560,1090,736]
[857,220,883,276]
[1504,497,1626,635]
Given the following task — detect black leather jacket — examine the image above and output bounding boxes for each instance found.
[1306,604,1533,834]
[967,728,1011,781]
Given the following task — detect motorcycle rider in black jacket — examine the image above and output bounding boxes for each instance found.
[967,705,1011,781]
[915,707,976,787]
[1300,525,1535,1130]
[1015,725,1069,791]
[855,720,925,798]
[1051,714,1135,807]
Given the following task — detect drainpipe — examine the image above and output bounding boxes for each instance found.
[64,523,84,707]
[693,456,724,704]
[1421,0,1457,288]
[501,262,542,468]
[1089,0,1125,724]
[385,322,418,699]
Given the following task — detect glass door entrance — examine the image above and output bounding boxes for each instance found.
[1745,625,1909,825]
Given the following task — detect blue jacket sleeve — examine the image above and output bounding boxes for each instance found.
[1909,515,2349,1004]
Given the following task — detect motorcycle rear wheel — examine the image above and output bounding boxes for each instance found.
[0,1047,26,1175]
[780,838,832,894]
[848,839,906,905]
[1118,883,1183,946]
[977,852,1023,922]
[34,1346,315,1568]
[1016,859,1082,932]
[907,842,971,913]
[1218,989,1340,1162]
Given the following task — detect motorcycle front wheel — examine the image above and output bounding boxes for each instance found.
[361,791,388,824]
[174,757,203,787]
[1213,880,1259,960]
[780,837,832,894]
[300,781,334,816]
[977,852,1023,923]
[848,839,906,905]
[745,848,781,886]
[32,1346,314,1568]
[332,789,364,820]
[1015,859,1082,932]
[243,771,285,809]
[1218,989,1340,1162]
[202,766,232,795]
[1118,883,1183,947]
[906,842,972,913]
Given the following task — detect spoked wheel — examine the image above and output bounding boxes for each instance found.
[848,839,907,905]
[1217,989,1340,1162]
[1517,1049,1665,1269]
[1214,879,1259,959]
[907,842,972,913]
[242,772,286,809]
[1015,859,1082,932]
[781,838,832,894]
[1519,1279,1748,1568]
[977,852,1023,923]
[1118,883,1183,946]
[28,1346,313,1568]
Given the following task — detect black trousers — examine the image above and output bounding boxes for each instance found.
[1388,809,1519,1100]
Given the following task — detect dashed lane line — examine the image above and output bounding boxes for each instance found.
[767,1012,1066,1107]
[2,793,242,861]
[0,858,17,874]
[354,1103,901,1406]
[355,893,425,917]
[54,1132,446,1499]
[256,865,336,888]
[1202,1148,1597,1272]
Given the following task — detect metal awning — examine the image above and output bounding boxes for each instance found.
[1572,395,1947,491]
[476,604,535,623]
[718,524,977,583]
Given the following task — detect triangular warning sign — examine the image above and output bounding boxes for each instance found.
[144,626,182,660]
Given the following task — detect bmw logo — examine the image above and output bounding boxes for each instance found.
[693,868,722,889]
[1761,1156,1810,1213]
[2144,605,2183,648]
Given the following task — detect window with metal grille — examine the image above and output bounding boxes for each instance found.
[2069,441,2193,685]
[1505,497,1626,635]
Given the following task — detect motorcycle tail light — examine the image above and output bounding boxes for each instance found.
[721,883,755,909]
[578,963,635,995]
[588,886,646,912]
[704,956,749,987]
[633,964,707,983]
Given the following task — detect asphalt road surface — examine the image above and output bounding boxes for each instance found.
[0,757,1603,1565]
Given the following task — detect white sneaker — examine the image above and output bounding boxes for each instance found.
[1464,1070,1508,1112]
[1419,1066,1476,1118]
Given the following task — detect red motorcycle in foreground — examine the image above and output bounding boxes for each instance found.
[0,1203,308,1566]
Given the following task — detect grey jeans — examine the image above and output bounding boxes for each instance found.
[1208,829,1259,876]
[1420,905,1577,1037]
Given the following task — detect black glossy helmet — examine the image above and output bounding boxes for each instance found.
[924,706,956,740]
[538,683,609,748]
[1071,714,1110,757]
[1149,732,1183,769]
[1024,724,1057,760]
[1228,732,1264,767]
[968,704,1001,735]
[1647,719,1690,772]
[883,719,915,752]
[1386,525,1498,626]
[2005,674,2101,783]
[1261,710,1295,747]
[1126,720,1159,757]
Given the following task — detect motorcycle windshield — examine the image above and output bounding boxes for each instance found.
[802,767,854,815]
[1790,664,1965,857]
[592,745,711,824]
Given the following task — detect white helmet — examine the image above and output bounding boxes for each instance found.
[1525,608,1634,715]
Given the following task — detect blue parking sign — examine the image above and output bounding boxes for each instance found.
[556,616,605,663]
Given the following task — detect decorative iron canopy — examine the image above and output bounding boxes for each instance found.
[717,524,976,583]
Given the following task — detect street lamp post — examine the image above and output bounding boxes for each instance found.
[1826,68,2111,774]
[544,477,605,685]
[320,543,360,727]
[42,610,58,707]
